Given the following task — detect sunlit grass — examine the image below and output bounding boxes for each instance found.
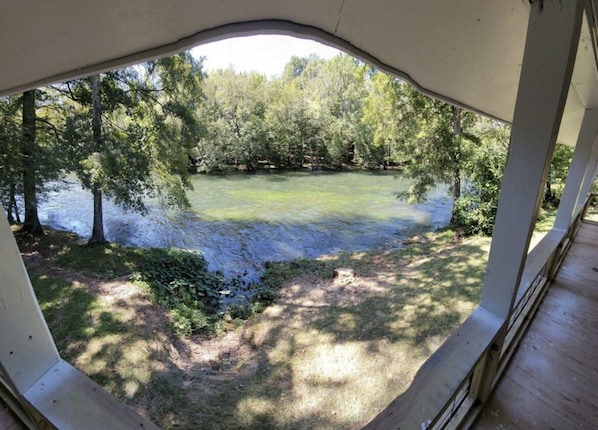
[585,200,598,222]
[27,269,195,428]
[207,228,490,429]
[16,207,559,429]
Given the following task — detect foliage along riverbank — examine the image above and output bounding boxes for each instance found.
[13,210,555,429]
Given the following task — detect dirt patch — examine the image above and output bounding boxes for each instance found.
[16,226,487,429]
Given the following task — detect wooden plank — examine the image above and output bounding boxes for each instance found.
[474,222,598,428]
[0,399,26,430]
[516,229,564,303]
[475,402,520,430]
[489,370,585,430]
[363,307,503,429]
[511,336,597,405]
[24,360,159,430]
[539,289,598,329]
[507,363,597,429]
[524,313,598,377]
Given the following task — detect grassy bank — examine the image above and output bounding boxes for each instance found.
[14,209,556,429]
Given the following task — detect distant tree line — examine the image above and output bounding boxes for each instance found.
[0,51,573,239]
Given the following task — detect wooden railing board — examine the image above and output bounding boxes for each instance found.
[363,307,503,429]
[24,360,160,430]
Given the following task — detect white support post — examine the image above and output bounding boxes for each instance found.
[579,140,598,200]
[473,0,584,402]
[480,0,584,319]
[555,109,598,230]
[0,214,60,394]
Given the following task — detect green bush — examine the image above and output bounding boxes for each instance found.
[451,138,506,236]
[133,248,282,336]
[134,248,221,307]
[452,194,497,236]
[170,304,212,337]
[132,249,224,335]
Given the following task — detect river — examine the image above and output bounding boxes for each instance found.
[38,171,451,280]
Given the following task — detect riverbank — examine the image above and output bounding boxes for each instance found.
[13,211,555,429]
[36,170,452,279]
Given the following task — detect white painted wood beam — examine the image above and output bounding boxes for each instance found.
[473,1,585,405]
[0,214,60,395]
[579,138,598,199]
[555,109,598,230]
[480,0,584,319]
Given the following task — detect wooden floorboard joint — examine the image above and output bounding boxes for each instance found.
[473,222,598,429]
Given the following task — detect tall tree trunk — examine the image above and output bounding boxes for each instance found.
[8,183,21,224]
[90,182,105,244]
[450,106,462,225]
[88,75,107,245]
[21,90,44,235]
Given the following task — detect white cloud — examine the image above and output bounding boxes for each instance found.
[191,35,340,78]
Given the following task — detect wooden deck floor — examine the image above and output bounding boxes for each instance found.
[2,225,597,430]
[473,221,598,429]
[0,397,27,430]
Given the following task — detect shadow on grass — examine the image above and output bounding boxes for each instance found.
[28,270,195,428]
[179,233,489,429]
[24,228,490,430]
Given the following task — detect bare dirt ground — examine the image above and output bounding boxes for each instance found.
[21,243,391,427]
[17,229,485,429]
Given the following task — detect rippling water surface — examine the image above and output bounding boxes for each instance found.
[38,171,451,279]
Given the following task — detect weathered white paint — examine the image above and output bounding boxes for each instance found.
[0,0,529,127]
[474,0,585,405]
[517,230,566,304]
[1,0,598,428]
[1,2,598,146]
[555,109,598,230]
[480,0,584,319]
[0,214,59,394]
[24,359,160,429]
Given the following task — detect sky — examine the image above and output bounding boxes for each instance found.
[190,35,341,78]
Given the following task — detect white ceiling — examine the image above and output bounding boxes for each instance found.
[1,0,598,145]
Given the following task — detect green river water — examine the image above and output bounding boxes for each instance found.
[39,170,451,279]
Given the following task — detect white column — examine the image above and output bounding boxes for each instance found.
[579,141,598,200]
[480,0,584,319]
[0,213,59,394]
[555,109,598,230]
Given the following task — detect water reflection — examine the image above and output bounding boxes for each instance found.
[37,171,451,279]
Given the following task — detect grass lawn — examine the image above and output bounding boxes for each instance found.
[585,198,598,222]
[14,209,557,429]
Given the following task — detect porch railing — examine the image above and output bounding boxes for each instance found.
[365,193,595,429]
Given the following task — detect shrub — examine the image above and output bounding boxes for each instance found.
[133,248,281,336]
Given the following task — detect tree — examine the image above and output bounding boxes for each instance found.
[89,75,106,244]
[1,89,67,229]
[21,90,44,235]
[61,54,204,243]
[451,119,510,235]
[265,60,325,169]
[366,73,511,235]
[0,95,22,223]
[139,51,204,206]
[390,84,480,220]
[544,143,574,207]
[61,72,131,244]
[308,54,369,169]
[361,71,418,168]
[197,69,267,172]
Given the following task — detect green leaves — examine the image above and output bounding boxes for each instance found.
[132,249,219,335]
[132,248,278,336]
